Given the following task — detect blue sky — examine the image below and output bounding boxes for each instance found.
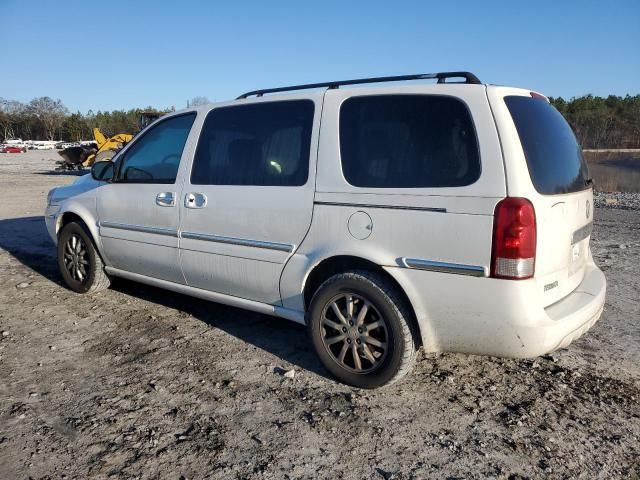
[1,0,638,112]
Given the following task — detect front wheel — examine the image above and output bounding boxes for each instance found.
[58,221,110,293]
[307,271,418,388]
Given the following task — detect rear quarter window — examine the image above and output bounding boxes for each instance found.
[339,95,481,188]
[504,95,590,195]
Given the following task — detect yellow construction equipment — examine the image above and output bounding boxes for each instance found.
[82,128,133,167]
[57,111,166,170]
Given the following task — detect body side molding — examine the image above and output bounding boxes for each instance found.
[181,231,294,252]
[401,258,487,277]
[99,221,178,237]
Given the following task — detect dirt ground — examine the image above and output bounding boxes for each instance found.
[0,151,639,479]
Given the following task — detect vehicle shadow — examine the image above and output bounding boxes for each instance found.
[0,215,327,378]
[0,216,62,282]
[112,278,325,377]
[33,170,87,176]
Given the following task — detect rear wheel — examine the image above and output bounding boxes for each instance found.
[58,221,110,293]
[307,270,417,388]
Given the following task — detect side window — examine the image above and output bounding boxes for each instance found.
[191,100,314,186]
[339,95,480,188]
[117,113,196,184]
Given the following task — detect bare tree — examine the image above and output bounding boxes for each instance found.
[27,97,68,141]
[189,96,211,107]
[0,98,26,140]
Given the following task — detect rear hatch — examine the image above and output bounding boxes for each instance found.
[501,92,593,306]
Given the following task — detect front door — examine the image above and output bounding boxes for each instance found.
[178,97,320,304]
[96,112,197,284]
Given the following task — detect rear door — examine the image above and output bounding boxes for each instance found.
[178,96,321,304]
[488,87,593,305]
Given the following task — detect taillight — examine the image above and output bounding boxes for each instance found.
[491,197,536,280]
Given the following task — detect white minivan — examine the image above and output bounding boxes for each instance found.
[45,72,606,388]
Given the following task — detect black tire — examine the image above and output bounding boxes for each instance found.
[57,221,110,293]
[307,270,417,388]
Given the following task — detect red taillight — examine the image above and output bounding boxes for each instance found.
[491,197,536,280]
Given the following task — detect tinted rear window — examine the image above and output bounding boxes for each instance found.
[191,100,314,186]
[505,96,590,195]
[340,95,480,188]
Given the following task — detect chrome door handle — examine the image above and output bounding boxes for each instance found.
[156,192,175,207]
[185,192,207,209]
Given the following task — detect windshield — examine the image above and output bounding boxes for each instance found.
[505,95,590,195]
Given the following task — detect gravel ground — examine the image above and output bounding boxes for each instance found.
[594,191,640,211]
[0,151,639,479]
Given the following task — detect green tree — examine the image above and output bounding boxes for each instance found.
[62,113,88,141]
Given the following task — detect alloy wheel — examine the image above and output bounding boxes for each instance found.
[63,234,89,283]
[320,293,388,373]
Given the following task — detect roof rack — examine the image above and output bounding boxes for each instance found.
[236,71,481,99]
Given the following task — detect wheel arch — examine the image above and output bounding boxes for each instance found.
[301,255,422,346]
[58,211,83,233]
[56,208,107,263]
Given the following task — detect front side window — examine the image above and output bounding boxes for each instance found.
[117,113,196,184]
[340,95,480,188]
[191,100,314,186]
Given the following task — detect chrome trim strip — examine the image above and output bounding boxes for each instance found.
[572,222,593,245]
[402,258,487,277]
[99,221,178,237]
[181,231,293,253]
[314,201,446,213]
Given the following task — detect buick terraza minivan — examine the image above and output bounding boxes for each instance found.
[45,72,606,388]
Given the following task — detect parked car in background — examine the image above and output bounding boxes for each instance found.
[1,145,26,153]
[29,144,55,150]
[44,71,606,388]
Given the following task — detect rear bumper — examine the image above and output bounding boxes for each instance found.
[524,262,605,355]
[385,259,606,358]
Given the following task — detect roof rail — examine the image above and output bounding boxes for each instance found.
[236,71,482,99]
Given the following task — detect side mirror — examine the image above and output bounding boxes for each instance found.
[91,161,115,182]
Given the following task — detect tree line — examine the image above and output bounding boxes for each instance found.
[549,95,639,149]
[0,97,171,142]
[1,94,638,148]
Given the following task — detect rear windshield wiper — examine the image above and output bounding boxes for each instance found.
[585,178,593,187]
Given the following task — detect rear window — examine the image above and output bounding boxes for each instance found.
[505,95,590,195]
[339,95,480,188]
